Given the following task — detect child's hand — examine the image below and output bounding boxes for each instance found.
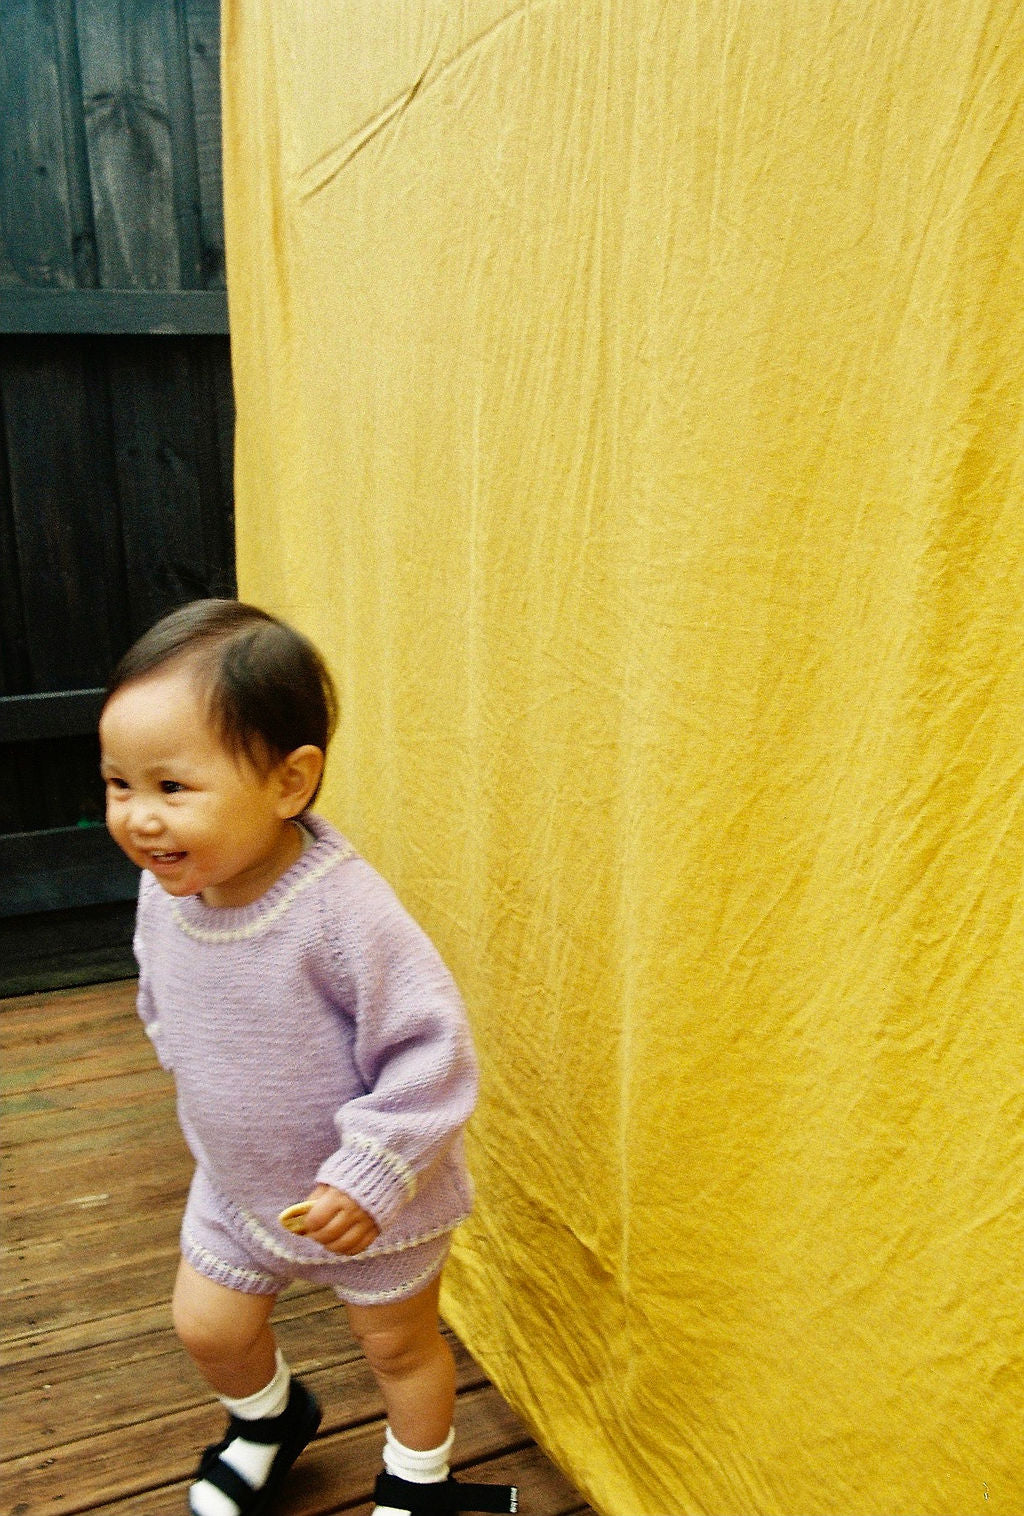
[298,1184,380,1255]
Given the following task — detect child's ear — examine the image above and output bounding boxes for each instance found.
[275,745,324,818]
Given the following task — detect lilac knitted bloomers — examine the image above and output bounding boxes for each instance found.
[133,814,478,1304]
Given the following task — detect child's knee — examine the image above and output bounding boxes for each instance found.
[171,1267,271,1367]
[173,1289,230,1363]
[354,1319,447,1381]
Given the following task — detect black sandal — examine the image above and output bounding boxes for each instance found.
[373,1471,519,1513]
[188,1378,322,1516]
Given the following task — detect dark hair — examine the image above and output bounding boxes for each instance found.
[104,600,338,798]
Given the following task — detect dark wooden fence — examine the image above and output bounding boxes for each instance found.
[0,0,236,994]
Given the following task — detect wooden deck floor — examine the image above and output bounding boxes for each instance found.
[1,981,595,1516]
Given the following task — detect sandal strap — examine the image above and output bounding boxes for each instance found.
[223,1404,295,1444]
[374,1472,519,1513]
[195,1456,258,1509]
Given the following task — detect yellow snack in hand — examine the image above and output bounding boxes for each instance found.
[278,1202,313,1235]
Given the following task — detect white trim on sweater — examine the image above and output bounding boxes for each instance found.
[170,845,354,943]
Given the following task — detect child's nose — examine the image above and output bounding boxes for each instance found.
[128,801,164,836]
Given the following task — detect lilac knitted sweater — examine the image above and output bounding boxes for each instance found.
[134,814,477,1257]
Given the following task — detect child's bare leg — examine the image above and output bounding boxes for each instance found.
[348,1274,518,1514]
[345,1275,456,1449]
[172,1259,278,1396]
[172,1260,321,1516]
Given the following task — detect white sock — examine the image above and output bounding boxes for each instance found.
[189,1351,291,1516]
[374,1427,455,1515]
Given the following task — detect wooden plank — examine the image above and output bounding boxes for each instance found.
[3,1246,183,1334]
[0,825,139,915]
[0,993,155,1085]
[0,0,99,289]
[0,331,127,860]
[0,1282,329,1373]
[0,421,38,836]
[4,1185,189,1263]
[0,1086,178,1148]
[0,1298,181,1371]
[0,750,35,838]
[0,415,31,702]
[0,989,141,1067]
[2,335,129,687]
[1,1103,170,1169]
[0,688,105,740]
[184,0,226,287]
[0,982,186,1353]
[0,286,230,333]
[4,1120,177,1199]
[0,967,138,1040]
[4,1163,187,1247]
[0,0,237,950]
[1,1014,151,1085]
[3,1128,184,1226]
[4,1205,185,1277]
[0,1290,352,1406]
[5,1180,185,1249]
[3,1116,171,1182]
[2,1189,182,1273]
[208,333,237,519]
[160,0,205,289]
[190,337,237,578]
[93,1467,597,1516]
[1,1239,183,1349]
[106,336,235,632]
[0,1,235,886]
[75,0,181,289]
[0,1064,178,1145]
[68,1440,601,1516]
[0,1001,151,1089]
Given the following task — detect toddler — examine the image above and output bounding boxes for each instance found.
[100,600,516,1516]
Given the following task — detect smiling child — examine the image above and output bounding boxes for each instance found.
[99,600,516,1516]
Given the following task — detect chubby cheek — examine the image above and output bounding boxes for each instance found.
[105,804,131,853]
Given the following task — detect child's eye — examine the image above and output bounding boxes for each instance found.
[160,780,186,795]
[105,776,129,791]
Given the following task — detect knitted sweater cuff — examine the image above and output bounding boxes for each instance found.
[315,1134,419,1228]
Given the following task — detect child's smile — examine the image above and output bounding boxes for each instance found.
[99,665,305,908]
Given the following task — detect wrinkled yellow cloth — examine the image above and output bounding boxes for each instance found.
[222,5,1024,1511]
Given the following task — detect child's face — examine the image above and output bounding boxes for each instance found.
[99,664,304,909]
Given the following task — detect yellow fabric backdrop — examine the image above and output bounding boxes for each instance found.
[221,4,1024,1511]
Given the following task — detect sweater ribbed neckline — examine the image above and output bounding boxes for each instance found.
[169,813,354,943]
